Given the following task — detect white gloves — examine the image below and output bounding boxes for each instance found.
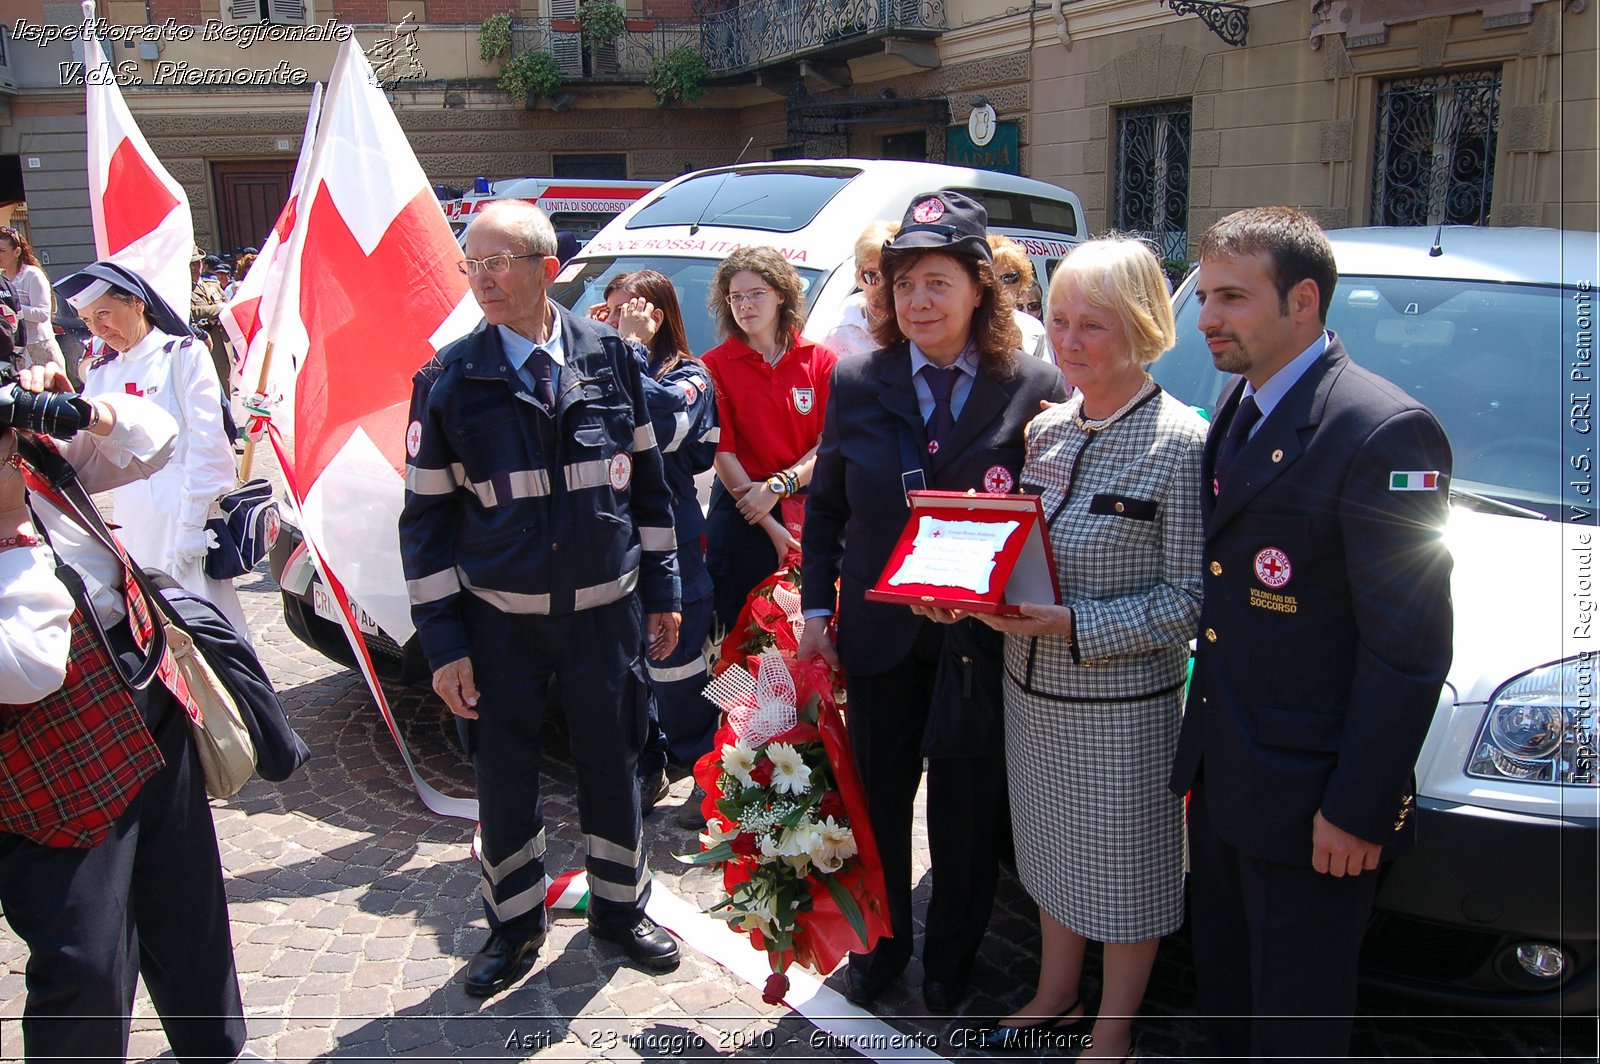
[173,525,220,566]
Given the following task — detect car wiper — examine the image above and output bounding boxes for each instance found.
[1448,485,1548,521]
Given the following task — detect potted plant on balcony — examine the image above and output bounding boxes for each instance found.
[499,51,564,106]
[577,0,627,55]
[646,45,709,106]
[478,12,512,63]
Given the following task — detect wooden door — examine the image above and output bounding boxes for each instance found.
[211,160,294,255]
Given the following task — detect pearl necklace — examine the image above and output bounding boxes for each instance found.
[1074,376,1157,432]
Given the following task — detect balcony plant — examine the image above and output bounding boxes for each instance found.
[647,45,709,106]
[478,12,512,63]
[577,0,627,54]
[499,50,564,104]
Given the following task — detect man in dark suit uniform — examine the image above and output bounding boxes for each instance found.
[1169,207,1453,1059]
[798,190,1067,1013]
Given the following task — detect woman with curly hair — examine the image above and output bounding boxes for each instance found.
[701,245,839,631]
[798,191,1067,1014]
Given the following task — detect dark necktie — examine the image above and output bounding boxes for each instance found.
[921,364,960,455]
[1213,393,1262,489]
[527,347,557,412]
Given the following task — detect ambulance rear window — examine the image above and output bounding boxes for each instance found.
[626,166,861,233]
[956,188,1081,239]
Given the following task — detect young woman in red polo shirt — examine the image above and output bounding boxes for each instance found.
[701,245,839,632]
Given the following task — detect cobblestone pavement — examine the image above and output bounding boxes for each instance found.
[0,453,1594,1061]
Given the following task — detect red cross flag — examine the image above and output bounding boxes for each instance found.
[81,0,193,320]
[269,37,477,819]
[221,81,322,442]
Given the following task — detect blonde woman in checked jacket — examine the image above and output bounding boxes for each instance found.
[959,238,1206,1062]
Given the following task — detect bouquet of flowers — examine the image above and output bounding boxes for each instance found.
[680,650,889,1004]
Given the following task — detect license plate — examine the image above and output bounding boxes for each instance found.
[312,582,382,637]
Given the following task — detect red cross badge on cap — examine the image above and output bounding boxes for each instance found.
[1253,547,1292,588]
[911,197,946,223]
[983,465,1013,494]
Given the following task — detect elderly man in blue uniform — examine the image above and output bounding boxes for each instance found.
[1169,207,1453,1060]
[400,200,683,998]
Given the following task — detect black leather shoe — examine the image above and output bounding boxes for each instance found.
[462,929,545,998]
[971,997,1088,1052]
[922,976,968,1013]
[843,957,905,1006]
[588,915,681,971]
[677,785,709,829]
[638,767,669,816]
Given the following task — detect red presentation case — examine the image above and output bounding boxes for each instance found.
[865,490,1060,616]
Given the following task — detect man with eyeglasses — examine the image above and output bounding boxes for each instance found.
[399,200,684,998]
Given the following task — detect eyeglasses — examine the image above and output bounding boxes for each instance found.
[999,272,1022,286]
[859,269,882,287]
[457,253,543,277]
[727,288,773,307]
[1022,301,1043,314]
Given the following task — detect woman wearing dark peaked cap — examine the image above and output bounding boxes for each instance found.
[797,190,1067,1013]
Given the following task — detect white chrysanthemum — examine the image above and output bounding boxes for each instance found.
[808,817,858,874]
[720,740,758,788]
[765,742,811,796]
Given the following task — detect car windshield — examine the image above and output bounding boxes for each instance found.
[549,255,829,357]
[625,166,859,233]
[1154,274,1571,519]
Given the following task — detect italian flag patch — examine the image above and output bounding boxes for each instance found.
[1390,471,1442,491]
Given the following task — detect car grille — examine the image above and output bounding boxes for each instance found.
[1362,913,1497,982]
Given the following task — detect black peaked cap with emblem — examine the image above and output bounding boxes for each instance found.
[883,189,992,263]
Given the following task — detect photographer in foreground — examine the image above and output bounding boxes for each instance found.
[0,329,246,1061]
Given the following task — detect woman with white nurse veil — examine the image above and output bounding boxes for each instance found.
[57,261,249,642]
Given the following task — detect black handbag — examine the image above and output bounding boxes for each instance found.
[204,478,279,580]
[922,617,1008,758]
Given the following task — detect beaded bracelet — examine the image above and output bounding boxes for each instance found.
[0,533,42,552]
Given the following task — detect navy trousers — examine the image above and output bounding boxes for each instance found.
[1186,782,1380,1062]
[706,486,786,634]
[0,636,246,1063]
[643,592,718,767]
[460,594,651,937]
[843,618,1007,986]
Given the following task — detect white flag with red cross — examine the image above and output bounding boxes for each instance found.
[269,37,478,819]
[220,82,322,441]
[81,0,193,321]
[279,36,476,647]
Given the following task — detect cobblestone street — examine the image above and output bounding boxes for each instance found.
[0,452,1593,1061]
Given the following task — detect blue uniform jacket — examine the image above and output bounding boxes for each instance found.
[1170,336,1454,864]
[633,349,718,602]
[399,308,681,671]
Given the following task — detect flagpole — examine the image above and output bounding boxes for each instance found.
[231,81,323,481]
[236,339,275,481]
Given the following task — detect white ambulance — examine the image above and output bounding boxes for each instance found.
[546,159,1086,355]
[443,177,661,244]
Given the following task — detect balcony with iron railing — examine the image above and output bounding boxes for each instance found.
[507,0,946,83]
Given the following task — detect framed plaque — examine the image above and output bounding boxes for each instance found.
[865,490,1059,616]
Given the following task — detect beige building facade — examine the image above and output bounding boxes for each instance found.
[0,0,1593,279]
[1029,0,1597,257]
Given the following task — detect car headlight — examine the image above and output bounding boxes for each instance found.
[1467,658,1599,785]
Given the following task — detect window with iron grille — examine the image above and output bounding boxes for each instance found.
[1114,101,1191,263]
[1372,69,1501,227]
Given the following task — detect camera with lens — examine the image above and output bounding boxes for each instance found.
[0,364,95,440]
